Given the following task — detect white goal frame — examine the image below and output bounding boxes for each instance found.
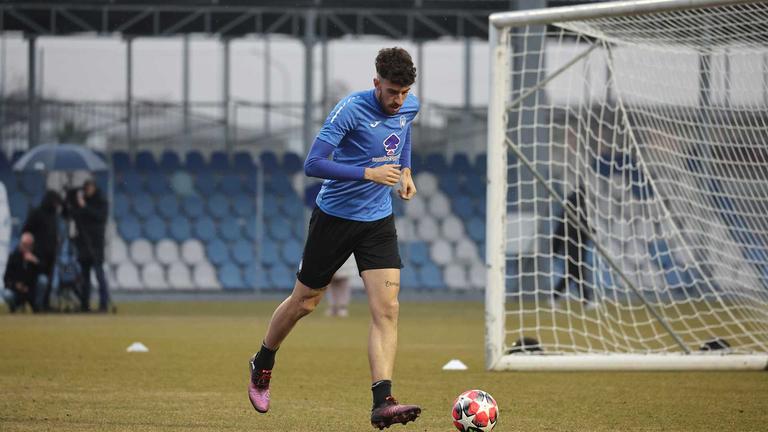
[486,0,768,371]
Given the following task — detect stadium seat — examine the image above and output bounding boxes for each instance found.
[145,173,171,196]
[427,194,451,218]
[260,151,279,172]
[469,262,485,289]
[406,241,430,266]
[444,265,469,290]
[268,265,295,290]
[391,196,405,217]
[157,195,180,220]
[233,152,254,172]
[232,240,255,266]
[181,239,206,265]
[280,240,302,265]
[117,171,144,195]
[452,195,474,221]
[219,263,244,290]
[244,264,268,290]
[109,237,128,265]
[193,216,217,242]
[404,195,426,219]
[129,239,155,265]
[143,215,167,242]
[244,218,259,241]
[474,153,487,174]
[159,151,182,172]
[259,240,280,266]
[232,194,255,218]
[219,217,242,242]
[282,152,303,174]
[132,194,155,220]
[424,153,448,173]
[210,151,230,172]
[113,193,131,219]
[155,239,180,266]
[455,239,479,263]
[420,263,444,290]
[429,239,454,266]
[118,215,142,242]
[219,174,243,195]
[135,151,158,172]
[168,262,194,290]
[182,195,205,219]
[414,172,438,195]
[115,262,142,289]
[194,172,218,196]
[170,172,195,196]
[142,263,168,290]
[451,154,473,173]
[466,216,485,243]
[401,266,419,289]
[395,218,416,242]
[112,151,131,172]
[440,215,465,242]
[185,151,207,172]
[439,175,461,196]
[415,216,439,241]
[169,217,192,242]
[193,262,220,289]
[206,195,230,220]
[267,219,292,241]
[206,239,230,266]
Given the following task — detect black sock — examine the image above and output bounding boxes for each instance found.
[252,342,277,371]
[371,380,392,408]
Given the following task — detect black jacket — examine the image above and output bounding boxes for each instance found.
[73,190,108,262]
[22,191,61,272]
[4,249,41,291]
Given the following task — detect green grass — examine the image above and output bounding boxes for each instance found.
[1,300,767,431]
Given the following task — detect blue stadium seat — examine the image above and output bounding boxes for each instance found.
[157,195,180,220]
[132,194,156,219]
[144,216,167,242]
[182,195,205,219]
[263,204,280,221]
[406,241,430,266]
[474,153,487,174]
[268,265,295,290]
[260,240,280,266]
[232,194,255,218]
[185,151,207,172]
[194,216,217,242]
[219,263,244,289]
[267,219,292,241]
[440,176,461,196]
[159,151,182,172]
[112,151,131,172]
[244,265,269,289]
[451,154,473,173]
[145,173,171,196]
[280,240,302,265]
[244,218,258,241]
[113,193,131,220]
[219,174,243,195]
[194,172,217,197]
[118,215,142,242]
[282,152,303,174]
[210,151,230,172]
[207,239,230,266]
[233,152,254,173]
[260,151,279,172]
[243,171,258,194]
[219,217,242,241]
[169,217,191,242]
[452,195,474,221]
[117,171,144,195]
[232,240,255,266]
[467,217,485,243]
[392,197,405,217]
[420,263,444,290]
[401,266,420,289]
[279,198,304,219]
[206,195,230,220]
[135,151,158,172]
[266,174,293,195]
[424,153,448,173]
[410,153,424,173]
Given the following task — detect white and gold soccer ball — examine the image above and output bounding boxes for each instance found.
[451,389,498,431]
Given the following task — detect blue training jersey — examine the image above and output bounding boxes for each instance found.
[315,88,419,222]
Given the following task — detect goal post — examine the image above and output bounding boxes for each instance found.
[486,0,768,371]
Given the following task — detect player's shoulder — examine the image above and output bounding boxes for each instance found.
[329,91,369,123]
[403,93,420,114]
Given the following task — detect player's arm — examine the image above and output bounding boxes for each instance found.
[398,127,417,200]
[304,138,401,186]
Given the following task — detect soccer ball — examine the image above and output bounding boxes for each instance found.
[451,389,498,431]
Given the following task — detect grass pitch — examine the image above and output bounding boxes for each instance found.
[1,300,766,431]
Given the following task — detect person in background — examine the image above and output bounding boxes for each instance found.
[22,190,62,311]
[326,255,357,318]
[2,232,47,312]
[72,179,110,312]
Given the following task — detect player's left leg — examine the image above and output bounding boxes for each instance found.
[362,268,420,429]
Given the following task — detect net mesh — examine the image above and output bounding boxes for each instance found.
[502,1,768,354]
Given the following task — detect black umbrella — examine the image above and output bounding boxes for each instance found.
[12,144,108,172]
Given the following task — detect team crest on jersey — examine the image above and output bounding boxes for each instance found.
[383,133,400,156]
[400,115,406,129]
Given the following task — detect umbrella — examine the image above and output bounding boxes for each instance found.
[12,143,108,172]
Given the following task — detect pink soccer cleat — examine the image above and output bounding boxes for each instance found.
[370,396,421,429]
[248,356,272,413]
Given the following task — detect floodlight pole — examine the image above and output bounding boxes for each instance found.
[222,37,232,154]
[27,35,38,148]
[303,9,317,155]
[182,35,191,146]
[125,37,134,156]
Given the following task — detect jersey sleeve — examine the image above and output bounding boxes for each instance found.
[316,96,359,147]
[400,126,412,169]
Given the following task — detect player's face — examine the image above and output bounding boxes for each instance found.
[374,76,411,115]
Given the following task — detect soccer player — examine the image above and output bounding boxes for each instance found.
[248,47,421,429]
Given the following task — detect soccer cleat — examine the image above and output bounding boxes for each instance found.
[248,356,272,413]
[370,396,421,429]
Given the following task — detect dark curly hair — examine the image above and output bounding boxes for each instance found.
[375,47,416,86]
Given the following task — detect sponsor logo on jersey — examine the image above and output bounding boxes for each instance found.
[400,115,406,129]
[383,133,400,156]
[370,121,381,128]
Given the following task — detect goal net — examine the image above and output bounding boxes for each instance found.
[486,0,768,370]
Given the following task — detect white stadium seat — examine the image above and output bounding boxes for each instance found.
[469,263,486,290]
[404,195,426,219]
[427,194,451,218]
[395,218,416,242]
[193,263,221,289]
[414,172,438,195]
[444,265,468,290]
[109,237,128,265]
[430,239,454,266]
[115,262,142,290]
[156,239,180,265]
[440,215,465,242]
[415,216,439,241]
[129,239,154,265]
[455,239,480,263]
[142,263,168,290]
[168,262,194,290]
[181,239,206,265]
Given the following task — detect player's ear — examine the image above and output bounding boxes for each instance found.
[373,76,380,88]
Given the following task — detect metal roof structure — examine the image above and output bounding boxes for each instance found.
[0,1,603,39]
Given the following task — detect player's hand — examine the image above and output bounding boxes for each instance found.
[398,168,417,200]
[365,164,401,186]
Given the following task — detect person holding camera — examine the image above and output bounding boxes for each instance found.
[22,190,62,311]
[72,179,110,312]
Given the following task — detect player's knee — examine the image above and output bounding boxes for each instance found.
[373,298,399,323]
[293,293,321,317]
